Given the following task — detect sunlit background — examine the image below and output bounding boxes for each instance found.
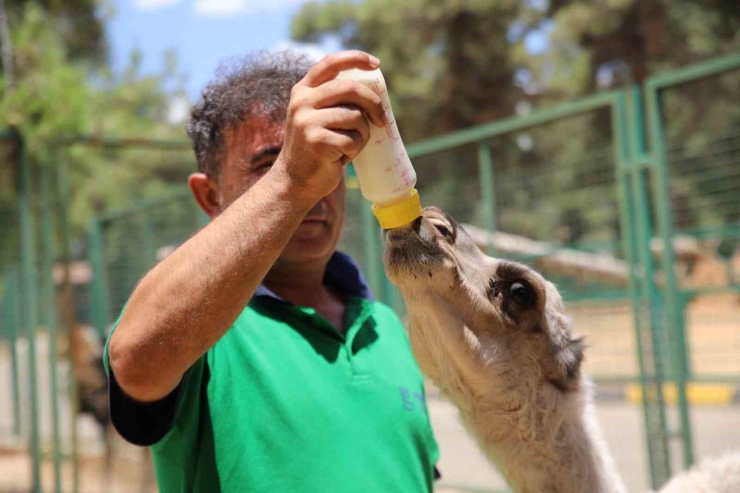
[0,1,739,492]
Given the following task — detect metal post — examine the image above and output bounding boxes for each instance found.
[57,160,80,493]
[40,165,63,493]
[89,218,112,340]
[16,130,42,493]
[140,211,158,268]
[360,199,384,302]
[478,143,496,255]
[626,86,673,486]
[645,82,694,469]
[613,90,670,488]
[4,270,22,437]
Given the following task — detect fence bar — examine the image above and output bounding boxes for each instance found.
[40,165,63,493]
[89,218,112,339]
[477,143,496,255]
[613,91,654,482]
[17,131,42,493]
[625,87,673,487]
[60,135,191,150]
[645,79,695,470]
[407,91,620,158]
[140,212,158,270]
[57,160,80,493]
[647,53,740,89]
[97,190,191,223]
[361,200,383,302]
[5,270,22,437]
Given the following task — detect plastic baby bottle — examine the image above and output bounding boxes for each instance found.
[336,68,421,229]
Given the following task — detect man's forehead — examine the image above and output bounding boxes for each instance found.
[225,116,284,160]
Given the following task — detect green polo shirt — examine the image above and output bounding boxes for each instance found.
[104,252,439,493]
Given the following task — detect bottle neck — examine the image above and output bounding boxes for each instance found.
[372,189,422,229]
[373,189,417,209]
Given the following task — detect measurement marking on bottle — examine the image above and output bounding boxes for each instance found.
[384,121,399,142]
[369,79,382,97]
[400,168,412,187]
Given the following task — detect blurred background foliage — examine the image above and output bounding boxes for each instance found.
[0,0,738,246]
[293,0,740,245]
[0,1,191,246]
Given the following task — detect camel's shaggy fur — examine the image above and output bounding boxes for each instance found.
[383,206,740,493]
[653,451,740,493]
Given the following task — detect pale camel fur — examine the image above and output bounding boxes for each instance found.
[382,206,740,493]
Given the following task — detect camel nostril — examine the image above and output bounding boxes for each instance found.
[412,215,423,231]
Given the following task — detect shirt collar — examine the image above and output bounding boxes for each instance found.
[254,251,374,302]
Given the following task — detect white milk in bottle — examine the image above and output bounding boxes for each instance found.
[336,68,421,229]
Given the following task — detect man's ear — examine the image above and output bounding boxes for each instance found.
[188,173,221,219]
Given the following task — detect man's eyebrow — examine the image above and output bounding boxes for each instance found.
[249,146,282,165]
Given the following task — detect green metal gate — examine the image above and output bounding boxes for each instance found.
[394,85,685,488]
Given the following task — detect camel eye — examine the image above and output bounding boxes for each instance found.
[509,281,533,307]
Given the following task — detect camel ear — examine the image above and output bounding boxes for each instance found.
[548,337,585,392]
[562,337,585,380]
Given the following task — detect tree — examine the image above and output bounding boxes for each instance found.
[0,3,192,236]
[4,0,107,64]
[292,0,740,241]
[292,0,527,141]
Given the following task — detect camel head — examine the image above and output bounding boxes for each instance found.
[382,206,584,395]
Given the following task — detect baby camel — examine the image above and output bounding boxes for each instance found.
[382,206,740,493]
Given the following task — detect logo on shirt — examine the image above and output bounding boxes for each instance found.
[399,386,426,412]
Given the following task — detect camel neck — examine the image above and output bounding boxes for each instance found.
[468,393,628,493]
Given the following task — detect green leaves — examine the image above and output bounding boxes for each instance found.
[0,3,192,235]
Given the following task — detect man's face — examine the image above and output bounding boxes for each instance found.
[217,115,346,266]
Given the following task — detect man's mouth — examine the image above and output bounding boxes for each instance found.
[300,216,327,226]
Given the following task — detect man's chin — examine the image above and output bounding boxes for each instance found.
[281,232,336,263]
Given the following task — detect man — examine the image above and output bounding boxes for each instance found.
[104,50,440,492]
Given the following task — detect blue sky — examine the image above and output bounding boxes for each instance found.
[108,0,338,101]
[108,0,549,110]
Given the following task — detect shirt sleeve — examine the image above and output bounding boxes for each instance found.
[103,311,199,447]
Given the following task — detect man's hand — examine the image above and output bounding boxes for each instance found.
[275,51,388,205]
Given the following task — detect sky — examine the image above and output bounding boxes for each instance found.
[108,0,339,102]
[108,0,549,117]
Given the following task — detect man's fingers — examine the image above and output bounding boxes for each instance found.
[329,129,364,158]
[301,51,380,88]
[307,128,362,160]
[315,106,371,148]
[312,80,387,128]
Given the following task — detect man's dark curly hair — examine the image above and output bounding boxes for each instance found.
[187,50,314,177]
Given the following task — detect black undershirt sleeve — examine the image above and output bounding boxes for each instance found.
[108,367,184,447]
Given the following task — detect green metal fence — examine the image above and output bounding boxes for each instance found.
[0,130,76,493]
[1,53,739,492]
[84,54,740,491]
